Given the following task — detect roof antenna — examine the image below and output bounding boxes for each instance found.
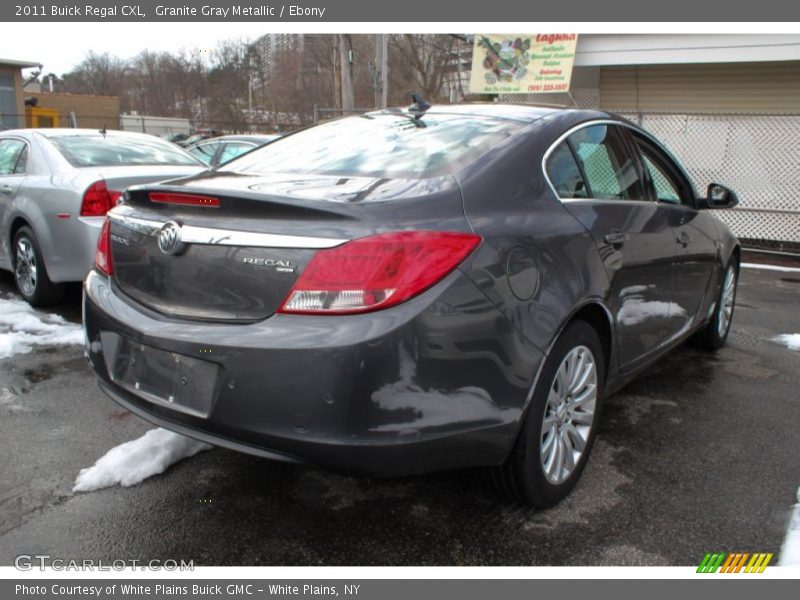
[408,91,431,119]
[99,125,107,137]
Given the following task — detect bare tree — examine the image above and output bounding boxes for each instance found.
[201,39,253,131]
[388,34,457,104]
[168,49,207,120]
[54,34,466,133]
[62,52,130,97]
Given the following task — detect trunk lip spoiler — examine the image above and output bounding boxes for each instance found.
[107,209,348,250]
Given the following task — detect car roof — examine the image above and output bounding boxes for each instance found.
[0,128,170,143]
[33,128,155,138]
[362,103,614,125]
[196,134,278,144]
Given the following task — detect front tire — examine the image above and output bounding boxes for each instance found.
[12,226,64,307]
[694,258,738,351]
[489,320,604,507]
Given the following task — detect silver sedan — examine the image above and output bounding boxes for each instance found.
[0,128,204,305]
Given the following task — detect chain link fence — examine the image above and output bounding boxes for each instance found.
[312,106,372,124]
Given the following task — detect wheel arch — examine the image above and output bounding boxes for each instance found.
[7,211,61,282]
[569,301,614,382]
[493,298,613,503]
[514,297,615,439]
[729,243,741,271]
[8,216,33,263]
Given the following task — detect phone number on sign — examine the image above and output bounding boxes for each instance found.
[527,83,570,92]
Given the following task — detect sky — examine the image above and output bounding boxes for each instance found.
[1,23,278,76]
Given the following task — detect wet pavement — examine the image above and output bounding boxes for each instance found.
[0,264,798,566]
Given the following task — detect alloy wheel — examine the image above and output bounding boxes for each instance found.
[14,237,37,297]
[717,266,736,337]
[540,345,598,485]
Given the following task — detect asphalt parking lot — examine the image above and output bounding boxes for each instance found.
[1,261,798,566]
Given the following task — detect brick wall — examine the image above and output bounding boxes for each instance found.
[31,92,120,129]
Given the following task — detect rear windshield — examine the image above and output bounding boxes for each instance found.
[45,134,201,168]
[227,112,525,179]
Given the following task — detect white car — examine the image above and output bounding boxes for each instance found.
[0,128,204,305]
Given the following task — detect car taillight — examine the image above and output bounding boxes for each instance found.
[278,231,481,315]
[95,218,114,275]
[80,180,122,216]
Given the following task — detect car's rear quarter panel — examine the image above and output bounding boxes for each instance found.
[457,114,612,357]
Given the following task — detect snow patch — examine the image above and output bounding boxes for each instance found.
[741,262,800,273]
[779,487,800,566]
[617,297,686,327]
[620,284,653,296]
[73,428,212,492]
[0,297,84,359]
[772,334,800,351]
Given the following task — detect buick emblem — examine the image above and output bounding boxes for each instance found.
[157,221,184,255]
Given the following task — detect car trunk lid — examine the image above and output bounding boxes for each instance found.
[106,172,469,322]
[76,165,204,194]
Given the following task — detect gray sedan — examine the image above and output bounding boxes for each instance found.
[0,128,204,305]
[83,105,741,506]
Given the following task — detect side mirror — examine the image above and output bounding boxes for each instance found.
[697,183,739,209]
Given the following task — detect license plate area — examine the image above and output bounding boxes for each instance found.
[100,331,220,418]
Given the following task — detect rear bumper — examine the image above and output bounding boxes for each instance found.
[83,269,543,477]
[43,215,104,283]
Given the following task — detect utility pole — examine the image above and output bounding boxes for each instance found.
[338,34,355,112]
[332,43,339,108]
[374,34,388,108]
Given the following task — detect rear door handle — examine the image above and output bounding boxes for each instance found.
[0,185,13,194]
[604,232,629,246]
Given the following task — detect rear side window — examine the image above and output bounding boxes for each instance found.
[218,142,255,165]
[13,145,27,174]
[228,113,525,179]
[546,143,588,198]
[0,139,26,175]
[188,142,219,165]
[634,138,695,206]
[45,134,201,168]
[567,125,646,201]
[642,154,681,203]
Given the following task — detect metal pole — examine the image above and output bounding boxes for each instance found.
[332,44,338,109]
[455,41,464,102]
[339,34,355,111]
[375,34,388,109]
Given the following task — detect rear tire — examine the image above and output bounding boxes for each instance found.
[488,320,604,507]
[12,226,64,307]
[694,258,738,351]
